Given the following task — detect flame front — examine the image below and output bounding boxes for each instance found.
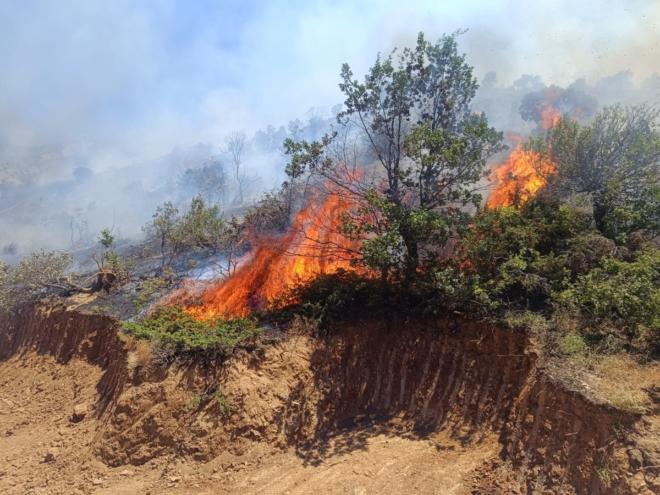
[186,191,357,318]
[486,143,556,208]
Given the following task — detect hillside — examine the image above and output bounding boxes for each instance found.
[0,303,657,494]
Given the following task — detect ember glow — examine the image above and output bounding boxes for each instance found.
[186,190,357,318]
[486,141,557,208]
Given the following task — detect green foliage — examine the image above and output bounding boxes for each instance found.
[285,32,502,282]
[544,105,660,243]
[283,133,336,179]
[339,190,449,279]
[145,201,180,264]
[178,160,227,204]
[92,228,129,283]
[183,388,232,417]
[185,393,203,412]
[122,306,262,360]
[557,249,659,356]
[243,190,291,233]
[558,334,588,356]
[502,310,551,334]
[0,261,11,310]
[452,200,593,312]
[214,389,232,417]
[0,250,74,311]
[133,275,172,310]
[276,270,384,328]
[144,196,247,271]
[97,228,115,249]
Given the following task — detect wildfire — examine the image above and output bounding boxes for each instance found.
[486,141,556,208]
[186,190,357,318]
[540,106,561,130]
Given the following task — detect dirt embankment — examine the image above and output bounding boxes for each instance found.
[0,304,657,494]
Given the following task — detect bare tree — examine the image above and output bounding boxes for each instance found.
[226,131,248,205]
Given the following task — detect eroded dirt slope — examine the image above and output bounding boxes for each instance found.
[0,304,657,494]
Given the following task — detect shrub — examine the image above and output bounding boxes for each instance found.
[122,306,262,361]
[557,249,659,357]
[502,310,551,334]
[0,250,74,311]
[558,333,588,356]
[273,270,384,328]
[214,389,232,417]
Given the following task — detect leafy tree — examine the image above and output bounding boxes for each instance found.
[243,190,291,234]
[543,105,660,243]
[98,228,114,249]
[285,32,502,281]
[0,261,11,310]
[144,197,247,274]
[145,202,181,269]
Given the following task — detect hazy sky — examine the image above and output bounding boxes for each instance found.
[0,0,658,169]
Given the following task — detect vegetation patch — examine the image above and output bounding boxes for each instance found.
[122,306,262,361]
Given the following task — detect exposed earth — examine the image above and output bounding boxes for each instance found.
[0,304,657,494]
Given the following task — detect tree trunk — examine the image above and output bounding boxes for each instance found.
[400,224,419,284]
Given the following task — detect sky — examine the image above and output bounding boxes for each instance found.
[0,0,658,173]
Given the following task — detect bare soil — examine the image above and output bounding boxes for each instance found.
[0,304,657,494]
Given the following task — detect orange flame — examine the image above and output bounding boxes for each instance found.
[540,106,561,130]
[186,191,357,318]
[486,141,556,208]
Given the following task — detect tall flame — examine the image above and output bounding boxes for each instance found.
[186,191,357,318]
[486,141,556,208]
[540,106,561,130]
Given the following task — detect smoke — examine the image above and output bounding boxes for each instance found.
[0,0,658,260]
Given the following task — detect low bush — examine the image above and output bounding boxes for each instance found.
[557,333,588,357]
[556,249,659,358]
[122,306,262,361]
[270,270,385,329]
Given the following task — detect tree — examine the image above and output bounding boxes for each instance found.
[91,228,125,290]
[145,202,181,270]
[285,32,502,281]
[544,105,660,242]
[178,159,227,204]
[243,190,291,234]
[225,131,255,205]
[143,197,248,275]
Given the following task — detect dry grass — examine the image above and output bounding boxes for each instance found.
[124,337,154,373]
[582,354,659,414]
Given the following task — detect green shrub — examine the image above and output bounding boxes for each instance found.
[558,333,588,356]
[122,306,262,360]
[502,310,551,334]
[214,389,232,417]
[273,270,384,328]
[557,249,659,356]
